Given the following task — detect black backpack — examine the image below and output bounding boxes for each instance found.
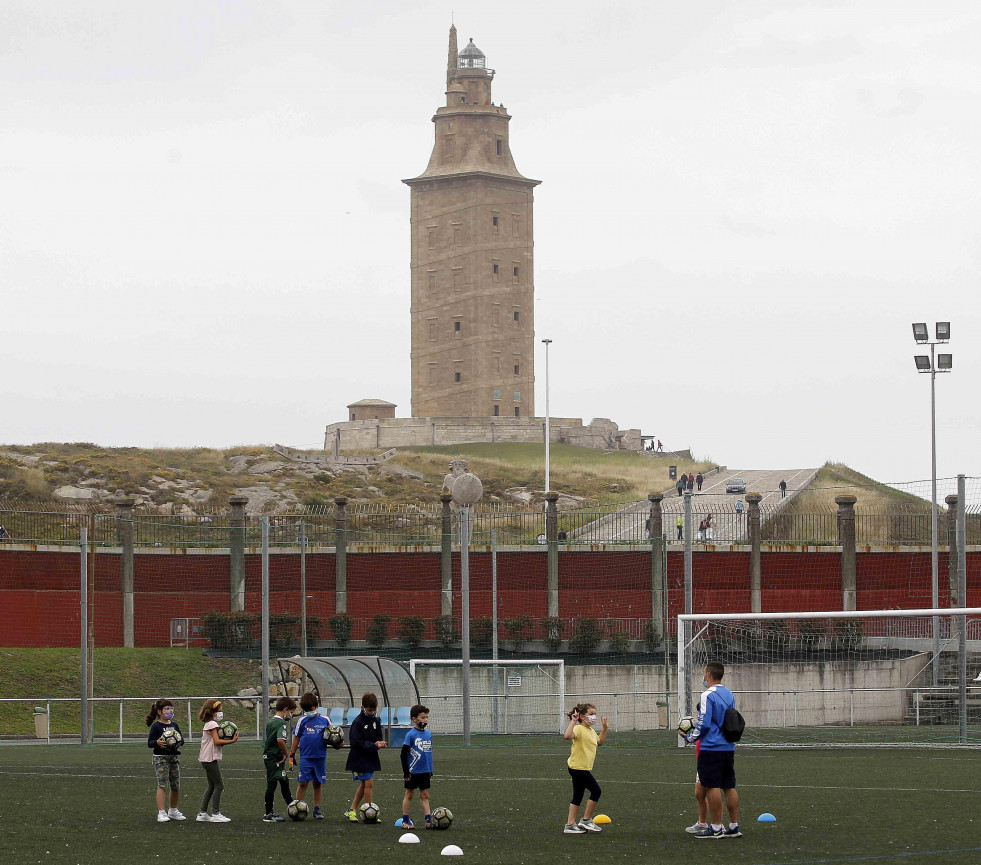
[722,702,746,743]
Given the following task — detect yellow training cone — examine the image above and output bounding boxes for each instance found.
[593,814,611,825]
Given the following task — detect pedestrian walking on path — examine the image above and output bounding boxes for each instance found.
[677,515,683,541]
[696,473,703,491]
[779,480,787,498]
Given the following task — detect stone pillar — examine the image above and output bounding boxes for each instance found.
[836,495,857,611]
[545,492,559,618]
[946,494,959,606]
[116,496,135,647]
[334,496,348,614]
[648,493,664,636]
[228,495,248,612]
[746,492,762,613]
[440,493,454,616]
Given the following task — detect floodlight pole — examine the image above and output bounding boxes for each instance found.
[460,506,471,746]
[929,341,939,687]
[261,516,270,733]
[542,339,552,495]
[299,520,307,658]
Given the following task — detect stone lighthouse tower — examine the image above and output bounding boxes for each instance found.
[405,25,540,419]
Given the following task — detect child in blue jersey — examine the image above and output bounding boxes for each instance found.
[289,692,331,819]
[399,704,433,830]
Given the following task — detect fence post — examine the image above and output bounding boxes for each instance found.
[545,492,559,618]
[261,516,270,734]
[80,526,89,745]
[440,493,453,616]
[229,495,248,612]
[334,497,348,614]
[945,494,958,606]
[746,493,762,613]
[116,496,135,647]
[648,493,664,637]
[835,495,857,611]
[957,475,967,742]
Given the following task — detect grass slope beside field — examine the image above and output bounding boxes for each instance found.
[778,462,932,513]
[0,648,259,738]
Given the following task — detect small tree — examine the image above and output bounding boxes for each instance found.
[328,613,353,648]
[433,615,459,648]
[606,619,632,654]
[398,616,426,650]
[269,612,300,649]
[541,617,565,654]
[470,617,494,649]
[569,617,603,655]
[366,614,391,648]
[504,615,533,652]
[643,619,661,655]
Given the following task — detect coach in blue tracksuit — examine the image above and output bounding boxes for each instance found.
[686,661,741,839]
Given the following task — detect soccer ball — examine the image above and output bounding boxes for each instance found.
[217,721,237,740]
[160,727,183,748]
[677,716,696,735]
[430,806,454,830]
[358,802,381,823]
[322,724,344,749]
[287,800,309,821]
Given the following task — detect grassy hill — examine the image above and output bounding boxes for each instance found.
[0,441,716,511]
[0,648,259,738]
[778,462,933,513]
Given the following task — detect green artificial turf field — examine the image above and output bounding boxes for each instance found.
[1,735,981,865]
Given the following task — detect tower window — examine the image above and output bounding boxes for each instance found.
[492,215,499,231]
[444,138,453,154]
[428,273,436,292]
[428,365,437,385]
[453,270,462,291]
[453,226,461,246]
[493,356,501,375]
[492,306,500,326]
[493,388,501,399]
[513,266,519,281]
[428,320,437,341]
[514,391,521,401]
[514,407,520,417]
[514,364,520,375]
[496,139,502,156]
[494,405,499,416]
[493,263,499,275]
[428,228,436,249]
[455,372,462,383]
[512,217,520,238]
[513,310,520,322]
[454,321,461,332]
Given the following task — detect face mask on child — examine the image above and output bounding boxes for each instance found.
[587,714,597,724]
[162,710,174,721]
[416,721,428,729]
[214,712,224,722]
[702,679,710,689]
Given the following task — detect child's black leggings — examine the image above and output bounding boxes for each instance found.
[568,768,601,806]
[265,777,292,813]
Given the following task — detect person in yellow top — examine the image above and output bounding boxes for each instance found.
[562,702,609,834]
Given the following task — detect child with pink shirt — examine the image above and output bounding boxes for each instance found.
[197,698,238,823]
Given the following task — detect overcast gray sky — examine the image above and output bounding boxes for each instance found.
[2,0,978,484]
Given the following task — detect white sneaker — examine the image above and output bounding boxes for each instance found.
[209,813,231,823]
[196,812,211,822]
[168,809,186,821]
[685,821,708,834]
[157,812,171,823]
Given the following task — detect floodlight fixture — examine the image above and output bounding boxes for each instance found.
[912,322,929,343]
[914,355,931,371]
[935,322,950,342]
[937,353,952,370]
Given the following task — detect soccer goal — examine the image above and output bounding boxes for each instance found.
[408,659,565,735]
[677,607,981,747]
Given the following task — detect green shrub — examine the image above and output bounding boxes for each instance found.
[269,612,300,649]
[398,616,426,650]
[366,614,391,648]
[606,620,632,654]
[328,613,353,648]
[433,615,459,648]
[835,619,864,649]
[201,610,259,651]
[643,620,661,654]
[541,617,565,654]
[504,615,533,652]
[569,617,603,655]
[470,617,493,649]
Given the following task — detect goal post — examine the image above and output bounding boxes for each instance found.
[409,659,565,735]
[677,607,981,747]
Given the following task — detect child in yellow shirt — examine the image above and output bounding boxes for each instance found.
[562,702,609,834]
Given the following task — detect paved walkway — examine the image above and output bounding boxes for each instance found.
[572,467,819,543]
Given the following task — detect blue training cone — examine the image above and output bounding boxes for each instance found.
[757,813,776,823]
[395,818,403,827]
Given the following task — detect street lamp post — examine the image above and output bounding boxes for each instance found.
[542,339,552,495]
[912,321,952,687]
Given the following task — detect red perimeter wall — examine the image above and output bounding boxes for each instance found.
[1,548,978,647]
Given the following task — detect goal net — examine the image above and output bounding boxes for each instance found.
[677,608,981,746]
[409,659,565,735]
